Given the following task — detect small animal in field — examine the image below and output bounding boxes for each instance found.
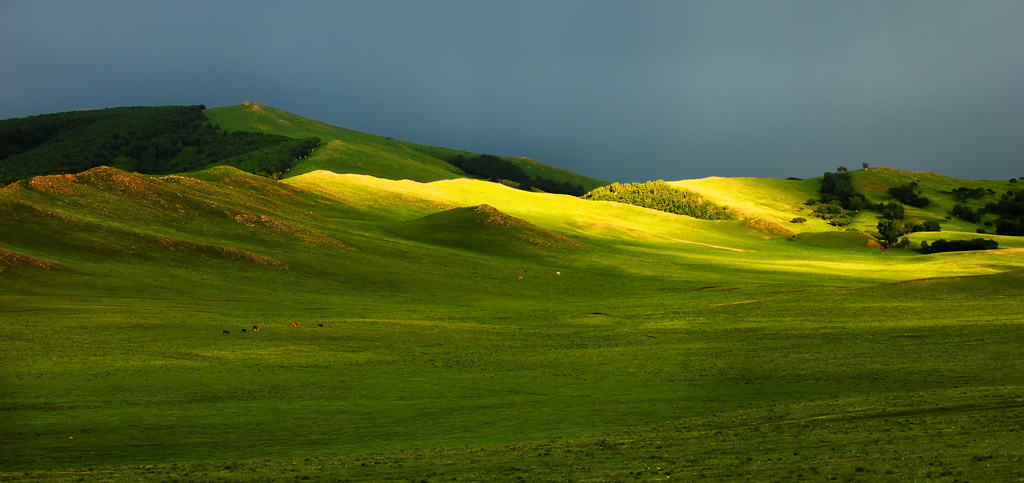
[317,323,324,328]
[222,330,230,335]
[252,325,260,331]
[290,322,299,328]
[556,271,561,276]
[241,328,247,333]
[518,275,524,280]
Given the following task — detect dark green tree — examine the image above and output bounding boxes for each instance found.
[877,218,907,247]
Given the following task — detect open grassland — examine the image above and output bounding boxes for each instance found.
[2,167,1024,481]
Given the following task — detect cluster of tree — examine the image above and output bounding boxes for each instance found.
[448,154,585,196]
[0,106,321,182]
[910,220,941,233]
[951,204,984,223]
[582,180,736,220]
[950,186,990,202]
[819,170,867,210]
[874,201,911,247]
[946,188,1024,236]
[888,183,929,208]
[219,137,321,176]
[920,238,998,254]
[987,189,1024,236]
[807,168,867,227]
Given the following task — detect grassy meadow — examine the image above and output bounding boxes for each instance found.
[2,161,1024,481]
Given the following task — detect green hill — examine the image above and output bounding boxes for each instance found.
[672,166,1024,245]
[387,204,587,256]
[2,163,1024,480]
[1,102,608,196]
[204,102,608,192]
[0,105,322,181]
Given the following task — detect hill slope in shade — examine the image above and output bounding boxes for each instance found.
[387,204,587,255]
[204,102,609,191]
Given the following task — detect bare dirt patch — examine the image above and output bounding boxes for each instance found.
[156,237,288,269]
[0,246,61,272]
[230,213,351,250]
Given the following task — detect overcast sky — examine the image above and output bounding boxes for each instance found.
[1,1,1021,182]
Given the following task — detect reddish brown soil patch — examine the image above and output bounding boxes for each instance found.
[0,246,61,272]
[156,237,288,269]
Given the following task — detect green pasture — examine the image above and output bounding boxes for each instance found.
[2,167,1023,480]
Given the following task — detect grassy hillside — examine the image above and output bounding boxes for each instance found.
[204,102,608,192]
[673,167,1024,244]
[2,166,1023,480]
[850,166,1019,234]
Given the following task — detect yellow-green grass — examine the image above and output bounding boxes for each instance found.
[670,176,828,232]
[2,166,1024,481]
[672,167,1023,245]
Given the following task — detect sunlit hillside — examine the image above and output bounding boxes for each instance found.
[2,165,1023,481]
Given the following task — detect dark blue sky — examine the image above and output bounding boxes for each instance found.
[2,1,1021,182]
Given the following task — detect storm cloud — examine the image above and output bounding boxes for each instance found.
[1,1,1021,181]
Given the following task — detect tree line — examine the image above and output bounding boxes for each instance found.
[1,105,321,183]
[581,180,735,220]
[448,154,585,196]
[920,238,998,254]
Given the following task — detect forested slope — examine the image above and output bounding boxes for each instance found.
[0,106,320,182]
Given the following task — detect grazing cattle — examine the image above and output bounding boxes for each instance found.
[518,275,524,280]
[317,323,324,328]
[252,325,260,331]
[222,330,230,335]
[241,328,247,333]
[556,271,561,276]
[290,322,299,328]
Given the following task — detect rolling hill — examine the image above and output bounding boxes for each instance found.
[2,128,1024,479]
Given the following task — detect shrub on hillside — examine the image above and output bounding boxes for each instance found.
[582,180,735,220]
[879,202,906,220]
[951,204,984,223]
[910,221,941,233]
[920,238,998,254]
[888,183,930,208]
[819,171,865,210]
[877,218,909,247]
[951,186,987,202]
[448,154,585,196]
